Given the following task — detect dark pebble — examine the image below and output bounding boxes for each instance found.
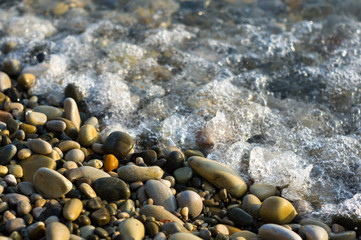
[92,177,130,201]
[104,131,134,159]
[90,208,110,226]
[132,150,158,165]
[94,227,108,238]
[0,144,17,165]
[76,214,91,227]
[227,207,254,227]
[165,151,185,174]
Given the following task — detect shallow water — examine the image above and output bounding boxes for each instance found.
[1,0,361,222]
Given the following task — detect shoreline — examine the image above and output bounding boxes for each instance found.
[0,71,358,239]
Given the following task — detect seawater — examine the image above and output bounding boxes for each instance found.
[1,0,361,222]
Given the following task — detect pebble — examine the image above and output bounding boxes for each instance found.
[58,140,81,152]
[228,207,253,227]
[33,167,73,198]
[117,218,145,240]
[87,159,103,169]
[145,179,177,212]
[90,208,110,226]
[20,155,56,183]
[188,156,247,198]
[19,123,37,134]
[6,218,26,233]
[28,222,46,239]
[249,183,277,201]
[46,120,67,132]
[329,231,356,240]
[65,149,85,162]
[79,225,95,238]
[26,112,47,126]
[0,71,11,91]
[5,174,17,186]
[139,205,184,225]
[169,232,202,240]
[6,118,19,133]
[132,150,158,165]
[16,200,31,216]
[79,183,97,198]
[173,167,193,184]
[259,223,302,240]
[259,196,297,224]
[7,165,23,178]
[117,165,164,182]
[298,225,328,240]
[104,131,135,158]
[0,144,17,165]
[300,218,331,233]
[33,105,63,119]
[77,124,98,147]
[64,97,81,130]
[2,193,30,205]
[92,177,130,201]
[17,73,35,89]
[230,230,258,239]
[161,222,190,234]
[17,148,32,160]
[78,166,110,182]
[240,194,261,220]
[103,154,119,172]
[176,190,203,218]
[18,182,37,196]
[46,222,70,240]
[28,139,53,155]
[63,198,83,221]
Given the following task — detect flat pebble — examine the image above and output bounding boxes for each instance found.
[78,166,110,182]
[249,183,277,201]
[46,222,70,240]
[20,155,56,183]
[77,124,98,147]
[145,179,177,212]
[46,120,66,132]
[58,140,81,152]
[259,224,302,240]
[117,165,163,182]
[259,196,297,224]
[65,149,85,162]
[104,131,135,158]
[0,144,17,165]
[173,167,193,184]
[2,193,30,205]
[28,139,53,155]
[26,112,47,126]
[299,225,328,240]
[63,198,83,221]
[6,218,26,233]
[176,190,203,218]
[117,218,145,240]
[92,177,130,201]
[33,167,73,199]
[33,105,63,119]
[188,156,247,198]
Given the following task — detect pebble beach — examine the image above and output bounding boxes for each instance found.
[1,0,361,239]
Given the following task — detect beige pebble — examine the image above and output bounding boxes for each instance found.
[58,140,81,152]
[65,149,85,162]
[46,222,70,240]
[64,98,81,130]
[79,183,97,198]
[17,149,32,160]
[26,112,47,126]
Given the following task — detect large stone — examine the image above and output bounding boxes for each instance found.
[139,205,183,225]
[46,222,70,240]
[63,198,83,221]
[145,179,177,212]
[249,183,277,201]
[92,177,130,201]
[188,156,247,198]
[259,224,302,240]
[20,155,56,183]
[117,218,145,240]
[104,131,134,158]
[64,97,81,130]
[78,166,110,182]
[117,165,163,182]
[0,71,11,91]
[259,196,297,224]
[298,225,328,240]
[77,124,98,147]
[176,190,203,218]
[33,167,72,199]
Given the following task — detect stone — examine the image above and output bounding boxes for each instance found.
[46,120,66,132]
[173,167,193,184]
[19,123,37,134]
[90,208,110,226]
[228,207,254,227]
[2,193,30,205]
[259,196,297,224]
[0,144,17,165]
[16,200,32,216]
[17,148,32,160]
[168,233,202,240]
[259,224,302,240]
[176,190,203,218]
[299,225,328,240]
[139,205,183,225]
[6,118,19,133]
[58,140,81,152]
[299,218,331,233]
[230,230,258,239]
[17,73,35,89]
[188,156,247,198]
[54,117,78,139]
[28,222,46,239]
[249,183,277,201]
[20,155,56,183]
[6,218,26,233]
[64,98,81,130]
[0,110,13,122]
[18,182,37,196]
[145,179,177,212]
[5,174,17,186]
[117,165,163,182]
[102,155,119,173]
[63,198,83,221]
[78,166,110,182]
[92,177,130,201]
[104,131,134,158]
[87,159,103,169]
[8,165,23,178]
[46,222,70,240]
[329,231,356,240]
[28,139,53,155]
[0,72,11,91]
[131,150,158,165]
[77,124,98,147]
[26,112,47,126]
[240,194,261,220]
[33,105,63,119]
[79,225,95,239]
[65,149,85,162]
[33,167,73,199]
[160,222,190,235]
[79,183,97,198]
[117,218,145,240]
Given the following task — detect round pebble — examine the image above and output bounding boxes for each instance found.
[173,167,193,184]
[145,179,177,212]
[249,183,277,201]
[17,73,35,89]
[92,177,130,201]
[77,124,98,147]
[46,222,70,240]
[259,196,297,224]
[298,225,328,240]
[176,190,203,218]
[117,218,145,240]
[63,198,83,221]
[65,149,85,162]
[26,112,47,126]
[104,154,119,172]
[58,140,81,152]
[104,131,135,158]
[259,223,302,240]
[0,71,11,91]
[28,139,53,155]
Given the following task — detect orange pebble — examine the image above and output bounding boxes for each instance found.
[104,154,119,172]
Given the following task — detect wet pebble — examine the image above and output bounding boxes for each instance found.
[145,179,177,212]
[92,177,130,201]
[77,124,98,147]
[17,73,35,89]
[249,183,277,201]
[90,208,110,226]
[104,131,135,158]
[173,167,193,184]
[259,196,297,224]
[0,144,17,165]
